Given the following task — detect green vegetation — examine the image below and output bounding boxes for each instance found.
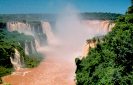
[0,12,121,22]
[0,77,2,84]
[3,82,11,85]
[75,1,133,85]
[79,12,122,20]
[24,53,45,68]
[0,14,57,22]
[0,28,34,77]
[0,20,46,78]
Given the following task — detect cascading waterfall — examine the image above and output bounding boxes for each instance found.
[31,41,36,54]
[82,20,115,33]
[32,35,40,48]
[99,21,109,32]
[18,42,21,46]
[41,22,55,45]
[21,56,25,67]
[25,42,29,55]
[10,49,22,70]
[108,23,115,31]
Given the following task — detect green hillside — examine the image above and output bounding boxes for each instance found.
[75,1,133,85]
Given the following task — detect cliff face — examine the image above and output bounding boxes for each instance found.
[7,20,115,64]
[6,21,54,46]
[81,42,95,59]
[81,20,115,59]
[6,22,31,35]
[6,22,39,49]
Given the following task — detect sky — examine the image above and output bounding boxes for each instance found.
[0,0,131,14]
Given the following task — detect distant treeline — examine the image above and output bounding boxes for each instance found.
[79,12,122,20]
[0,12,122,22]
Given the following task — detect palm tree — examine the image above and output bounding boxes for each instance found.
[86,39,91,46]
[92,37,96,45]
[102,37,106,42]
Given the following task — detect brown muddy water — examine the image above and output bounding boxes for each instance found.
[2,44,79,85]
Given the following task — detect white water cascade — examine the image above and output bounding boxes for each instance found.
[31,41,36,54]
[10,49,24,70]
[41,22,55,45]
[25,42,29,55]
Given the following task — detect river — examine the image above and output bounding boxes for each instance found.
[1,43,80,85]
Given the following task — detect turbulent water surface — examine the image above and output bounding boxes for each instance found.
[2,43,78,85]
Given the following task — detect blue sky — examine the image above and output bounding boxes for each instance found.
[0,0,131,14]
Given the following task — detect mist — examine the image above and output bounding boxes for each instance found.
[2,3,110,85]
[37,4,108,83]
[45,3,103,61]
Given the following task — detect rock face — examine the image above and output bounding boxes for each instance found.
[6,21,55,47]
[81,20,115,59]
[81,42,95,59]
[6,22,31,35]
[6,21,40,49]
[10,49,24,70]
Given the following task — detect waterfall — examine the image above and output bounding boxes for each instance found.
[81,20,115,33]
[41,22,55,45]
[25,42,29,55]
[31,35,40,48]
[99,21,109,32]
[18,42,21,46]
[31,41,36,54]
[6,22,32,35]
[108,23,115,31]
[10,49,22,70]
[21,56,25,67]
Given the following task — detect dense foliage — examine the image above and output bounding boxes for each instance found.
[0,14,57,22]
[0,20,46,79]
[79,12,122,20]
[24,53,45,68]
[0,28,34,76]
[75,2,133,85]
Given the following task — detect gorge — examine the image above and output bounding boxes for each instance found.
[1,19,115,85]
[1,0,132,84]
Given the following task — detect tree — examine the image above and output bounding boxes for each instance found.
[75,1,133,84]
[97,37,100,43]
[0,77,2,84]
[126,0,133,14]
[22,19,26,23]
[86,39,91,46]
[92,37,96,45]
[102,37,105,42]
